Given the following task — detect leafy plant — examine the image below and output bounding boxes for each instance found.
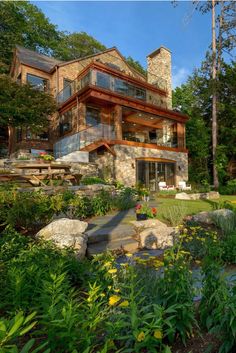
[0,311,49,353]
[81,176,106,185]
[161,203,188,226]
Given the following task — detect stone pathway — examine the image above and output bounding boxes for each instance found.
[86,208,139,256]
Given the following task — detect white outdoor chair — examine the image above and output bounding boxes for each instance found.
[158,181,175,191]
[178,181,191,191]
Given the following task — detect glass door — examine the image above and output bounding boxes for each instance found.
[136,160,176,191]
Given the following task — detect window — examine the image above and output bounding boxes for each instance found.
[59,110,72,136]
[25,128,49,141]
[27,74,49,92]
[86,107,100,127]
[96,71,111,89]
[63,78,72,88]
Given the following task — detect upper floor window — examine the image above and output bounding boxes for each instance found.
[86,107,100,127]
[27,74,49,92]
[59,110,72,136]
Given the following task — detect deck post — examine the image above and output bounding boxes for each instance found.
[113,105,123,140]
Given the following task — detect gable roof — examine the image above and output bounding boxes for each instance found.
[14,45,146,80]
[15,45,63,73]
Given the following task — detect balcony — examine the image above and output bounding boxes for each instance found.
[54,123,115,158]
[57,64,167,108]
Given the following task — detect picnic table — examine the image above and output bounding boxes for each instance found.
[3,162,82,186]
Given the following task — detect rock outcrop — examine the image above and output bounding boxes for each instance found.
[36,218,88,259]
[131,219,177,250]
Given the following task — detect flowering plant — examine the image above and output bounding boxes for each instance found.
[37,152,54,161]
[135,203,157,218]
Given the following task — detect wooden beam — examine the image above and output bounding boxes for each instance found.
[108,139,188,153]
[124,116,163,129]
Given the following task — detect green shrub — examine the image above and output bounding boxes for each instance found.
[0,311,50,353]
[81,176,107,185]
[219,179,236,195]
[113,187,137,210]
[161,203,188,226]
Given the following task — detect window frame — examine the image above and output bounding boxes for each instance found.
[26,73,50,92]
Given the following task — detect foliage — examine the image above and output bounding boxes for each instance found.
[198,257,236,353]
[0,187,136,230]
[113,187,137,210]
[135,203,157,218]
[0,1,146,76]
[173,59,236,185]
[125,56,147,76]
[0,1,60,73]
[219,179,236,195]
[0,75,56,130]
[37,152,54,161]
[81,176,107,185]
[0,311,50,353]
[161,203,187,226]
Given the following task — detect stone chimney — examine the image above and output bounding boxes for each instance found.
[147,46,172,109]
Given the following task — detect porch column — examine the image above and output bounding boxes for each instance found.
[114,105,122,140]
[77,101,86,131]
[177,123,185,148]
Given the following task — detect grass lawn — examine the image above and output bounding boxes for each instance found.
[153,194,236,223]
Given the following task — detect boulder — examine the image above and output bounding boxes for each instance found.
[131,219,168,232]
[139,227,175,249]
[192,208,234,225]
[36,218,88,259]
[175,191,220,200]
[175,192,194,200]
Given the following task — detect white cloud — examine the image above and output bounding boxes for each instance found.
[172,67,190,88]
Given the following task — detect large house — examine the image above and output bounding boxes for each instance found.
[9,45,189,190]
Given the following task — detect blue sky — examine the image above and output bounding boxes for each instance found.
[34,1,213,87]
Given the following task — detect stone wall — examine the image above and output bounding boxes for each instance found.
[70,162,98,177]
[95,145,188,187]
[147,47,172,109]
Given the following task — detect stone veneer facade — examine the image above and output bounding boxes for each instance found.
[95,145,188,187]
[147,47,172,109]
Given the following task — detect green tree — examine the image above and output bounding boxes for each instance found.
[0,75,57,129]
[173,75,211,184]
[0,1,60,72]
[53,32,106,61]
[125,56,147,76]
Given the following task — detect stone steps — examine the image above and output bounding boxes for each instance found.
[86,224,136,244]
[87,236,139,256]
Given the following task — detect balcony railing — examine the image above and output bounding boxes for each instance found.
[57,68,167,107]
[54,123,115,158]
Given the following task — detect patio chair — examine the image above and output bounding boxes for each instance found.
[158,181,175,191]
[178,181,191,191]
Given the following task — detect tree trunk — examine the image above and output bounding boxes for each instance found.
[212,0,219,189]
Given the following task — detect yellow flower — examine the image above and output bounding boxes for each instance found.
[154,330,163,339]
[137,331,145,342]
[126,253,133,257]
[104,261,112,267]
[114,288,120,293]
[108,269,117,274]
[109,295,121,306]
[119,300,129,307]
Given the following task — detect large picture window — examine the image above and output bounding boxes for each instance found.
[86,107,100,127]
[60,110,72,136]
[27,74,49,92]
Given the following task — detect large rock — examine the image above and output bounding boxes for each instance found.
[139,227,175,249]
[192,208,234,225]
[131,219,168,232]
[175,191,220,200]
[36,218,88,259]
